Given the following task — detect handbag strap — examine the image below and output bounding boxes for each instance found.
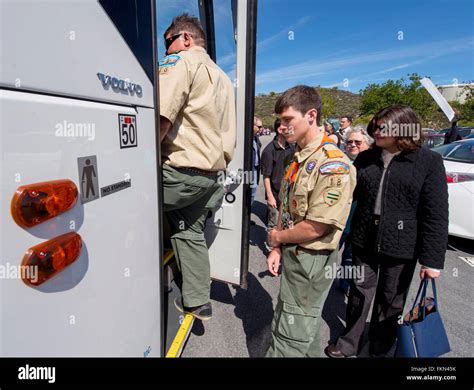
[411,278,428,312]
[409,278,439,320]
[421,279,439,317]
[431,278,438,305]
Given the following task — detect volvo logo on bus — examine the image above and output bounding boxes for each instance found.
[97,73,143,97]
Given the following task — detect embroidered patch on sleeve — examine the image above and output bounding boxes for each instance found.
[159,54,182,68]
[306,160,317,173]
[319,161,350,175]
[323,189,342,206]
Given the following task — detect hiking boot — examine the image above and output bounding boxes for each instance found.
[174,297,213,321]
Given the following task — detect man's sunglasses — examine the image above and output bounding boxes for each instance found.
[165,33,183,50]
[165,32,193,50]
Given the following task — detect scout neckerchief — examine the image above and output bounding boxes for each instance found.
[279,134,337,230]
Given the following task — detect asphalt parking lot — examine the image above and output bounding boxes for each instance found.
[182,135,474,358]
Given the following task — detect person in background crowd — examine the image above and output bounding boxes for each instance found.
[261,119,295,249]
[251,117,263,207]
[326,104,448,358]
[443,118,462,144]
[337,125,373,295]
[324,118,342,147]
[345,125,373,161]
[339,115,353,151]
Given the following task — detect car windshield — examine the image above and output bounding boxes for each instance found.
[438,141,474,164]
[459,128,473,138]
[432,143,457,157]
[432,136,445,148]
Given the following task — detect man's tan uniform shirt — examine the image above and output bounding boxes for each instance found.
[159,46,236,171]
[283,131,357,250]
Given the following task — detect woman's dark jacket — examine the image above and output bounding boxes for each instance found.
[351,146,449,269]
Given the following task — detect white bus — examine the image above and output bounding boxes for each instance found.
[0,0,257,357]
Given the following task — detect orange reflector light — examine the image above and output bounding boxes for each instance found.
[11,179,78,228]
[21,232,82,286]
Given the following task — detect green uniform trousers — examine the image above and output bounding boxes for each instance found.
[162,164,224,307]
[266,244,338,357]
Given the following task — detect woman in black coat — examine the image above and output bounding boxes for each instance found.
[325,104,449,358]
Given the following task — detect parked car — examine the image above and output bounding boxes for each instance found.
[438,126,474,138]
[422,128,437,135]
[433,139,474,240]
[423,133,446,149]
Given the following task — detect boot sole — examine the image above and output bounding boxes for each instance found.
[174,298,212,321]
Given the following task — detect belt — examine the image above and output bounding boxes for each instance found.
[295,245,331,256]
[175,167,221,176]
[373,215,380,225]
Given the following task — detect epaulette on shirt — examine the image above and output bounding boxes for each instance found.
[322,146,344,159]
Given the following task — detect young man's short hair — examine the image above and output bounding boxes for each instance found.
[274,85,322,126]
[341,115,352,124]
[164,13,206,49]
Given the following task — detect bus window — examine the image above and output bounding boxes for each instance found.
[99,0,154,82]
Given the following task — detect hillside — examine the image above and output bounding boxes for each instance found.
[254,87,362,129]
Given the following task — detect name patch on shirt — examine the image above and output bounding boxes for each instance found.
[319,161,350,175]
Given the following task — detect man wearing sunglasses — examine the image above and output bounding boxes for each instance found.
[159,14,236,321]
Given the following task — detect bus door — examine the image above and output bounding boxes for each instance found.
[156,0,257,288]
[203,0,258,288]
[156,0,257,356]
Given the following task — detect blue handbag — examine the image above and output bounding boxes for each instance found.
[395,278,451,357]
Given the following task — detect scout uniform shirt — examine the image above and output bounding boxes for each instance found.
[279,131,356,250]
[159,46,236,171]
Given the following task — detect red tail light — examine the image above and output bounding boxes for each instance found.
[21,232,82,286]
[11,179,78,228]
[446,172,474,183]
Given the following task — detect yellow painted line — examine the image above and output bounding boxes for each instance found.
[163,249,174,266]
[166,314,194,358]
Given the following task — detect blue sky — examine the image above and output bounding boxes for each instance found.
[156,0,473,95]
[255,0,473,94]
